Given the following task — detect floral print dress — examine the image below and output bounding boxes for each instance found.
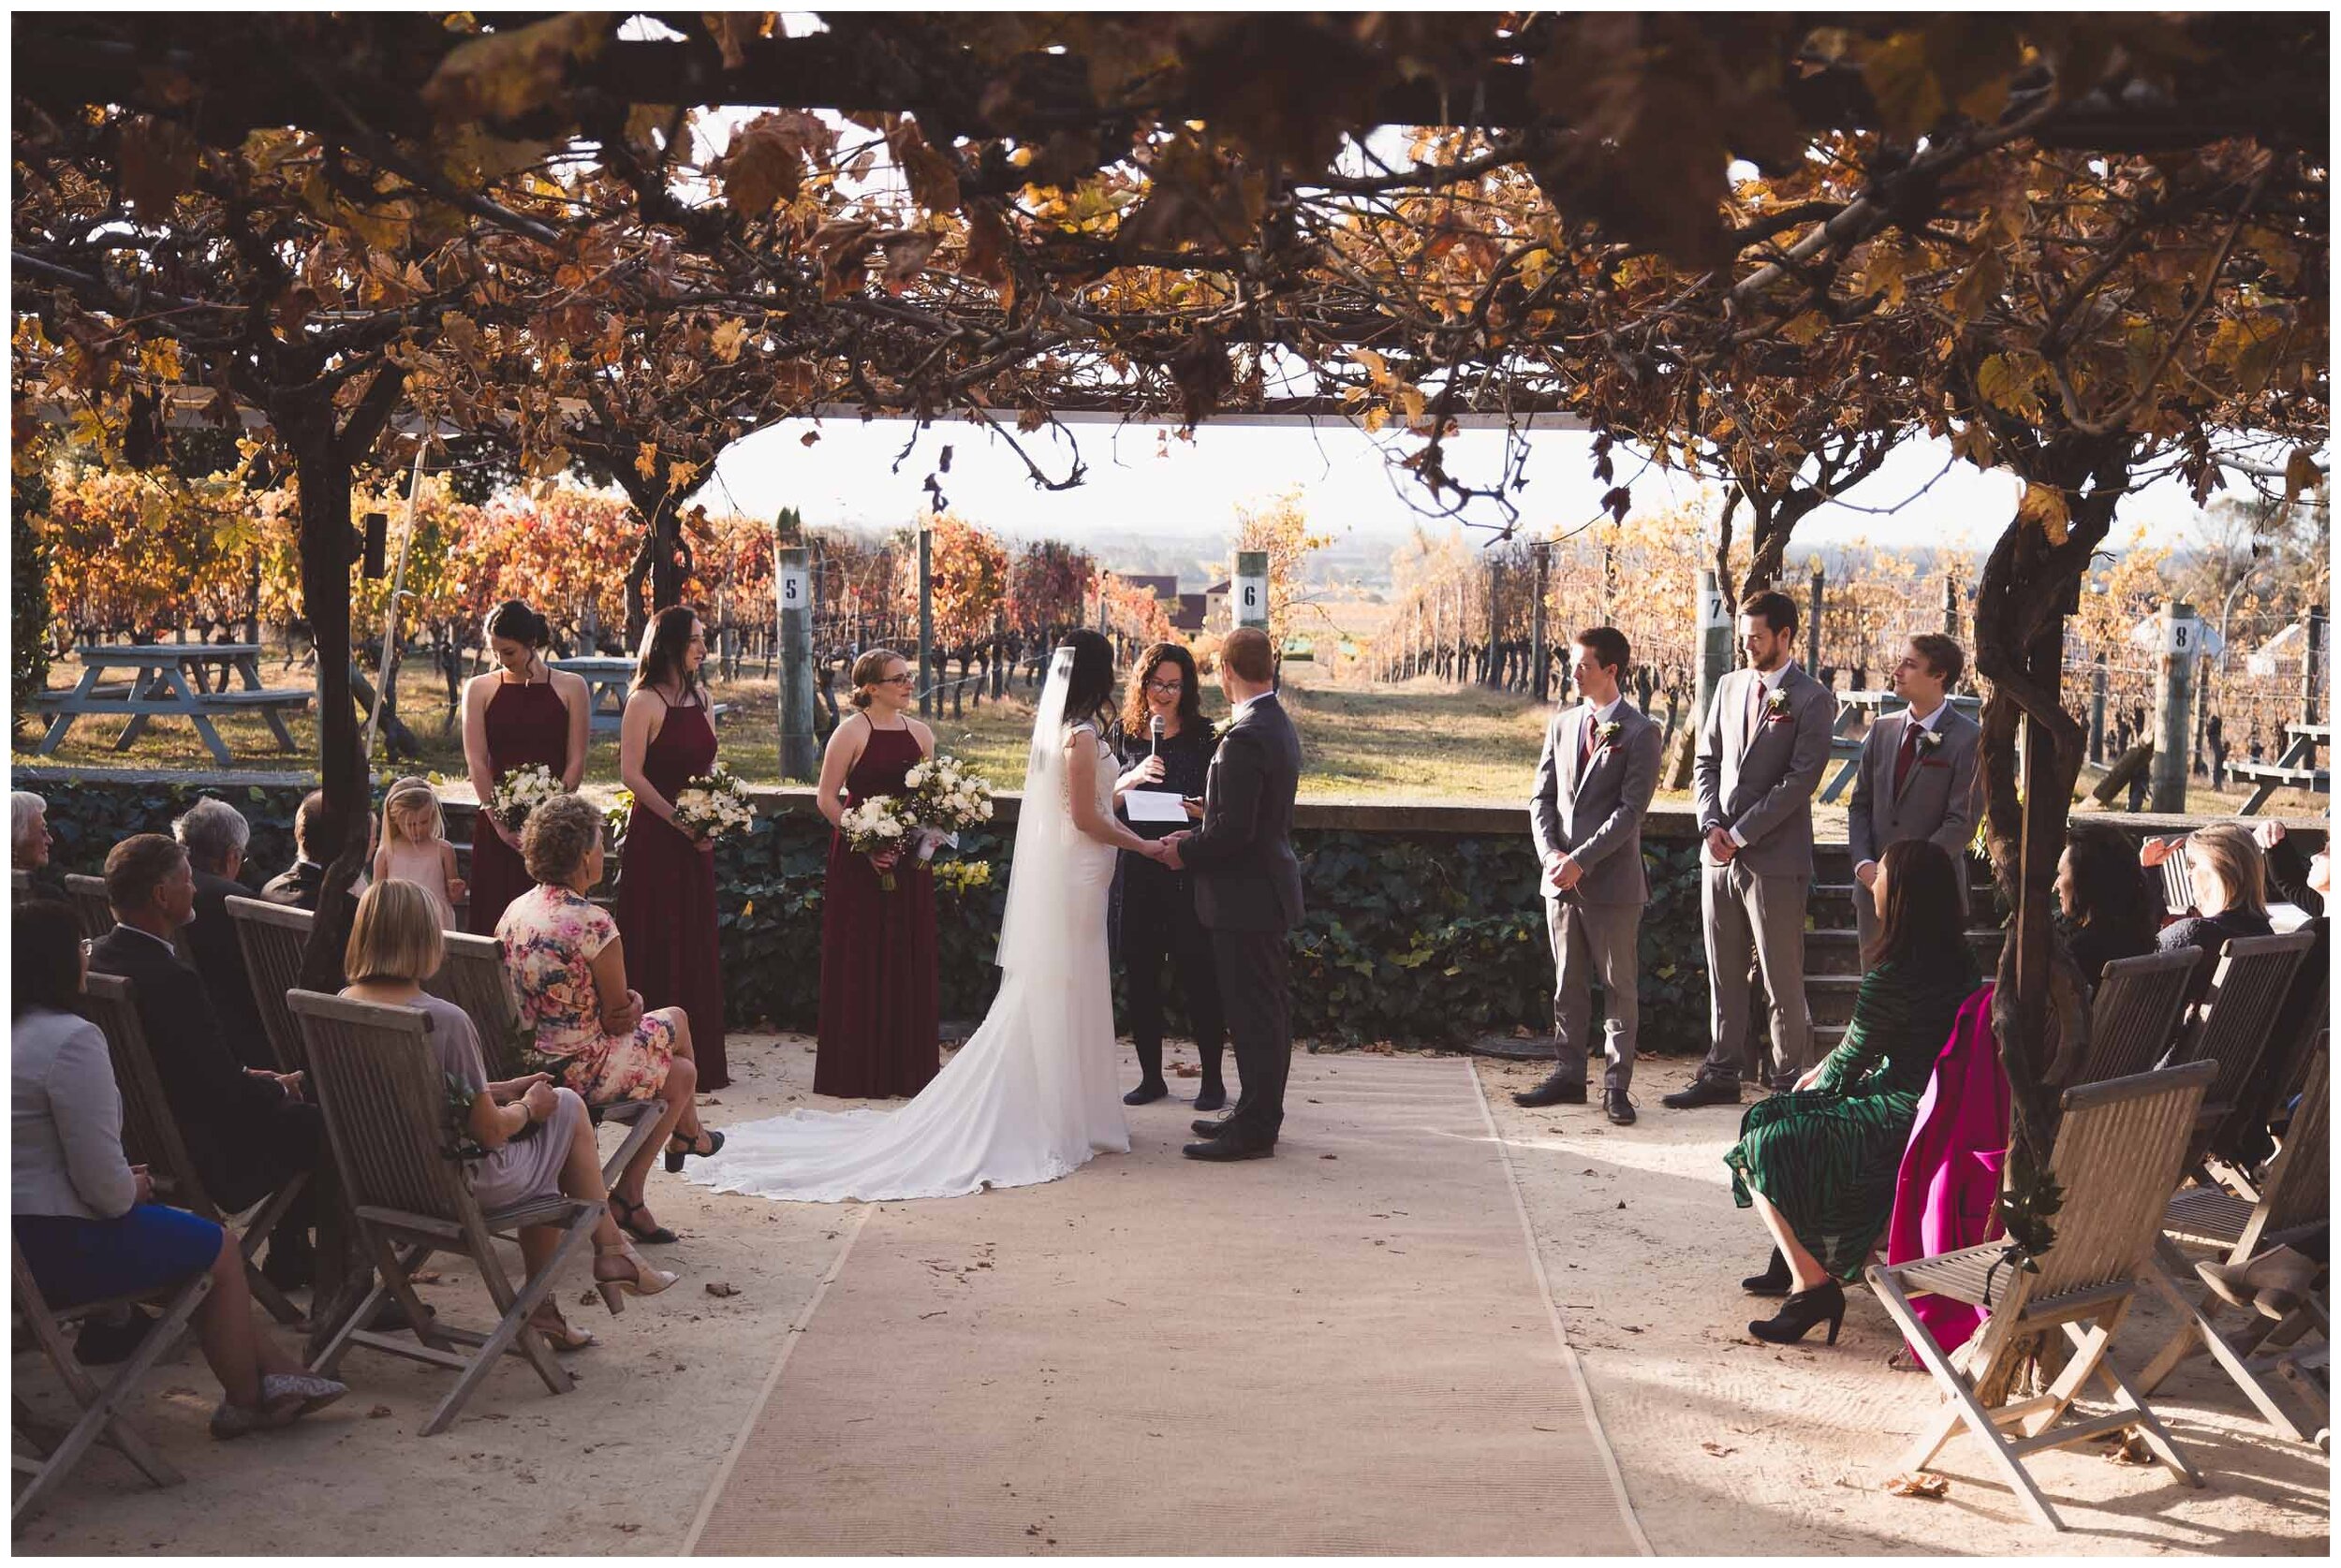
[496,883,676,1104]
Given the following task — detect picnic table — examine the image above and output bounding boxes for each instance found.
[1818,689,1983,803]
[33,643,311,767]
[549,655,732,735]
[2231,721,2330,813]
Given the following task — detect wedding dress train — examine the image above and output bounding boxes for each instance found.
[684,650,1130,1202]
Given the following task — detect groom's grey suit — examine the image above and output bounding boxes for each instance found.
[1528,696,1662,1094]
[1179,692,1303,1150]
[1693,662,1833,1086]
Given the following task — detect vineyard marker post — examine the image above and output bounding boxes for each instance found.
[1234,550,1269,633]
[1805,563,1824,676]
[776,538,817,782]
[917,519,935,720]
[1695,567,1731,740]
[2087,654,2109,765]
[2148,599,2201,813]
[1484,557,1505,690]
[1531,542,1551,703]
[2304,607,2327,725]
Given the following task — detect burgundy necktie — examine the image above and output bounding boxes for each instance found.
[1892,717,1923,795]
[1581,711,1597,766]
[1746,677,1766,745]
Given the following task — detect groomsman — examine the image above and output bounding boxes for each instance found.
[1848,635,1980,965]
[1516,628,1662,1124]
[1665,591,1833,1109]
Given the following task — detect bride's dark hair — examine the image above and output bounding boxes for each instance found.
[1060,630,1116,726]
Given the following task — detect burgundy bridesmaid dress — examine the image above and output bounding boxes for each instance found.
[815,724,939,1098]
[613,695,730,1090]
[467,679,570,936]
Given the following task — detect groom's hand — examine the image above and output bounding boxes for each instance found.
[1158,833,1187,871]
[1551,852,1583,891]
[1704,826,1737,864]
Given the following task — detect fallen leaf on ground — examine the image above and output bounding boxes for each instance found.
[1885,1472,1950,1499]
[1701,1441,1735,1457]
[1321,1153,1338,1160]
[705,1282,739,1297]
[367,1404,392,1419]
[2107,1433,2155,1465]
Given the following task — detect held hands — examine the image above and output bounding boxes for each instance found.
[601,989,645,1036]
[1548,852,1583,892]
[870,845,902,873]
[131,1164,153,1206]
[247,1066,303,1102]
[521,1079,560,1124]
[1704,826,1738,864]
[1155,832,1188,871]
[1854,860,1878,890]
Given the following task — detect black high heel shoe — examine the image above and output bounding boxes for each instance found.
[1749,1280,1846,1345]
[663,1127,726,1175]
[611,1192,678,1245]
[1742,1248,1793,1297]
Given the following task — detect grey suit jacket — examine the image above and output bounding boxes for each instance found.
[1847,703,1981,869]
[1528,699,1663,905]
[1181,693,1304,933]
[1693,663,1833,877]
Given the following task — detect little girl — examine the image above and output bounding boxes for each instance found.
[374,777,466,929]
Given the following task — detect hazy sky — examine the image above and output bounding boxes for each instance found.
[692,413,2235,570]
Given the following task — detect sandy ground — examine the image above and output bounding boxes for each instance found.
[15,1034,2330,1556]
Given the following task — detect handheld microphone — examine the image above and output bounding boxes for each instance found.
[1150,713,1164,759]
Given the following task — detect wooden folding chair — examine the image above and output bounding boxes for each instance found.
[2167,931,2314,1170]
[226,894,312,1073]
[2138,1050,2329,1443]
[424,931,661,1189]
[10,868,33,904]
[2059,947,2201,1087]
[11,1238,213,1527]
[79,973,307,1328]
[1864,1060,2217,1532]
[61,873,114,942]
[289,989,603,1436]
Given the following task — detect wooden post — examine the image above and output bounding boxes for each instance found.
[1233,550,1269,632]
[2086,654,2109,765]
[2148,599,2201,813]
[1695,567,1731,738]
[1531,542,1552,703]
[1943,574,1960,637]
[1806,562,1824,675]
[1484,558,1504,691]
[776,543,816,782]
[917,520,935,720]
[2304,607,2327,725]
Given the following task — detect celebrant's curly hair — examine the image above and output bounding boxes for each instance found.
[1120,642,1207,740]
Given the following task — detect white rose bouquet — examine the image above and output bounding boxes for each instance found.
[903,754,995,862]
[837,794,916,891]
[670,765,756,843]
[489,762,562,830]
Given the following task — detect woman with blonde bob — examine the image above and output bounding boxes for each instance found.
[343,880,674,1349]
[2140,821,2275,1000]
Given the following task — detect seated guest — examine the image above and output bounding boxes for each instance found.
[1723,839,1980,1346]
[13,789,63,899]
[496,794,719,1251]
[88,835,322,1290]
[2140,823,2275,1000]
[14,901,346,1438]
[2221,820,2333,1169]
[340,881,673,1348]
[174,796,272,1069]
[2055,820,2158,998]
[259,790,344,911]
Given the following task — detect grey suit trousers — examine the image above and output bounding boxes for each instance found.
[1701,860,1811,1083]
[1546,897,1639,1092]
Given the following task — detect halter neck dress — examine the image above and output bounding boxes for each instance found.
[612,691,729,1090]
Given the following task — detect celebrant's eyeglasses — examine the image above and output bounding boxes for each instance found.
[1144,680,1185,696]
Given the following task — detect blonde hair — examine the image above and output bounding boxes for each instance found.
[380,777,446,846]
[2186,824,2268,916]
[345,878,447,983]
[849,647,907,711]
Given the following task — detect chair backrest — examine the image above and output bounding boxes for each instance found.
[287,989,474,1229]
[423,931,528,1079]
[2241,1048,2329,1253]
[62,873,114,942]
[10,867,32,905]
[2173,931,2316,1112]
[227,895,313,1073]
[2019,1061,2217,1305]
[2072,947,2202,1085]
[80,971,217,1218]
[2157,850,2197,914]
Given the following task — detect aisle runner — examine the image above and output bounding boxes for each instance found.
[690,1051,1643,1555]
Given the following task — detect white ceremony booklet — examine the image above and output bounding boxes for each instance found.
[1124,789,1191,824]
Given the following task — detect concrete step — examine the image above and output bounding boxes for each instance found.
[1804,927,2005,976]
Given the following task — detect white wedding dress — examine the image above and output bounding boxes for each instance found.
[685,649,1130,1202]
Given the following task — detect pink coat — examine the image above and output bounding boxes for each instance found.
[1885,982,2008,1355]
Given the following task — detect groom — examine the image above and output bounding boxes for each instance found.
[1162,626,1303,1163]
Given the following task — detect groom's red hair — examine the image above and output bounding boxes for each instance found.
[1221,627,1274,683]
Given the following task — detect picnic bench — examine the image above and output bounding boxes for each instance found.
[548,655,730,736]
[1818,690,1984,804]
[32,643,310,767]
[2231,722,2330,814]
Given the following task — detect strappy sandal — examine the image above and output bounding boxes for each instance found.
[610,1192,678,1246]
[527,1305,596,1351]
[663,1126,727,1175]
[591,1240,678,1312]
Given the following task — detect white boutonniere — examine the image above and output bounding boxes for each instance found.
[1914,725,1946,755]
[1763,688,1791,721]
[1595,719,1624,750]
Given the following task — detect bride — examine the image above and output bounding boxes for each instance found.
[685,632,1172,1202]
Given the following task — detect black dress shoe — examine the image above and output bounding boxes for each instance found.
[1124,1080,1170,1106]
[1741,1248,1792,1296]
[1748,1280,1846,1345]
[1660,1076,1743,1110]
[1184,1138,1273,1162]
[1766,1071,1800,1095]
[1512,1074,1588,1108]
[1191,1087,1228,1113]
[1192,1117,1235,1137]
[1603,1090,1637,1126]
[74,1307,155,1366]
[260,1243,316,1293]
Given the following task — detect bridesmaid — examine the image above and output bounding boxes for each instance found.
[813,647,938,1098]
[614,606,730,1092]
[462,600,590,935]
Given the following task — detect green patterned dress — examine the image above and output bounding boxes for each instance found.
[1725,954,1980,1280]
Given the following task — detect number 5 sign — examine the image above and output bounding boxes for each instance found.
[776,564,808,614]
